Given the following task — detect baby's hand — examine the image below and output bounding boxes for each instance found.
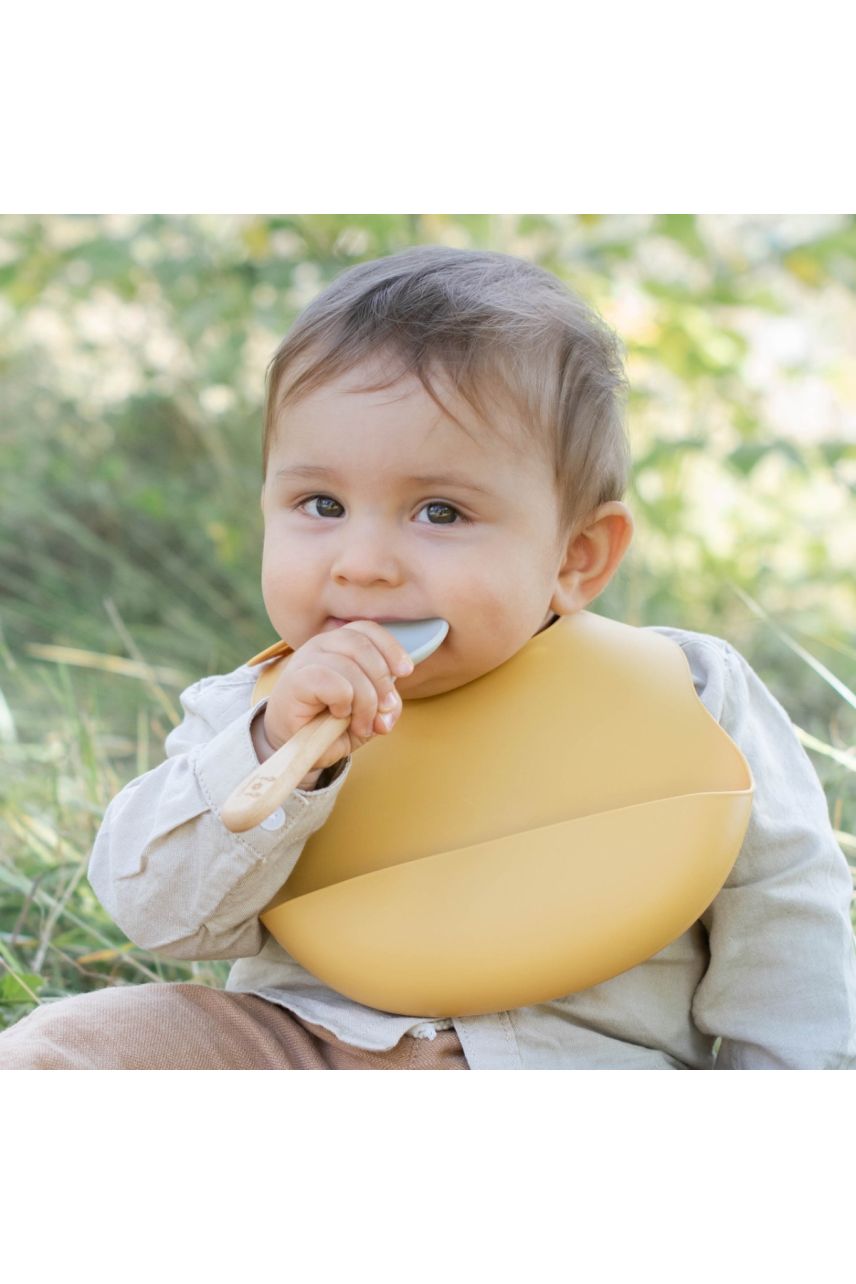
[261,621,414,773]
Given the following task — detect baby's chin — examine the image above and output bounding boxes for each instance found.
[400,620,555,699]
[397,654,493,701]
[399,674,470,701]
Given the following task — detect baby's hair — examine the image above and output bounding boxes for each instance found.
[263,245,631,546]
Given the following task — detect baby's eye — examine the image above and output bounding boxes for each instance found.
[298,495,343,519]
[415,501,469,525]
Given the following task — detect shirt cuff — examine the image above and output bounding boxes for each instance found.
[192,696,352,848]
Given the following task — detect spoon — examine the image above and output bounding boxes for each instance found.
[221,618,450,833]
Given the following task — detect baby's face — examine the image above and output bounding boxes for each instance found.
[260,357,569,699]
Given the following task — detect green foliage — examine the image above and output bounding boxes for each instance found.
[1,214,854,1025]
[0,968,44,1004]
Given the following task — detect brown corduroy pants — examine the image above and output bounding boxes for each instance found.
[0,982,470,1070]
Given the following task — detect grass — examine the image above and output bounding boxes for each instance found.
[0,632,231,1029]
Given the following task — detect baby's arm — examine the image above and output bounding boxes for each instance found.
[87,669,351,961]
[690,643,856,1069]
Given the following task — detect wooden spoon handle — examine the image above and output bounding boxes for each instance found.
[221,710,350,833]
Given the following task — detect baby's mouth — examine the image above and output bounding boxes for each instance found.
[323,616,399,630]
[322,617,450,665]
[324,616,432,628]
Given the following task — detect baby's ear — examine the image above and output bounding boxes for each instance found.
[551,502,635,614]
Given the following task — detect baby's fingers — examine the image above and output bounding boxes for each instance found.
[293,664,358,723]
[374,686,402,734]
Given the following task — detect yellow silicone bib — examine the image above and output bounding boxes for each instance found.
[246,611,754,1018]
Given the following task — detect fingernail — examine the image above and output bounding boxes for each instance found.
[379,690,398,712]
[395,657,414,676]
[380,712,395,731]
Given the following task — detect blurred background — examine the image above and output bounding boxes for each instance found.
[1,212,854,1025]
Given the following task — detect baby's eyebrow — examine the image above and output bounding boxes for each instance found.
[274,464,492,496]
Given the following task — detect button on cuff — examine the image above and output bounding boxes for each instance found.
[259,807,286,832]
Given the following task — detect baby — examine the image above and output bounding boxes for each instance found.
[2,245,855,1069]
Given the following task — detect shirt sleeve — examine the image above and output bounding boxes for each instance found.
[87,670,352,961]
[689,643,856,1069]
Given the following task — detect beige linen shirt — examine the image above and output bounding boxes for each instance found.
[87,623,856,1069]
